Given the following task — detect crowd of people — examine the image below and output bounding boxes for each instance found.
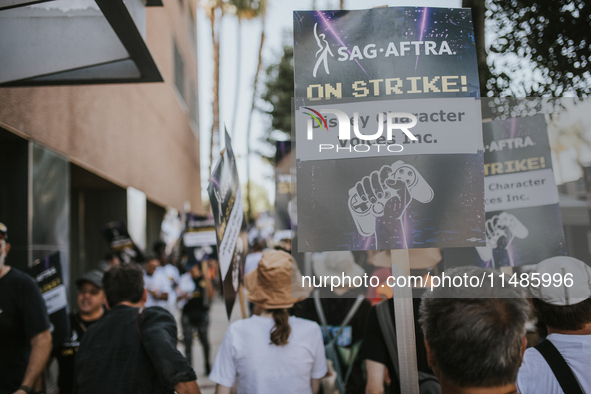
[1,220,591,394]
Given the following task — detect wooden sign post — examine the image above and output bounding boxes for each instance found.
[391,249,419,394]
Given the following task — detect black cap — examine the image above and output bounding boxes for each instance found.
[0,222,7,241]
[76,270,104,289]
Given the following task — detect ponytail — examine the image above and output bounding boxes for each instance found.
[270,309,291,346]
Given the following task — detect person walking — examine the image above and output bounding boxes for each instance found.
[361,249,442,393]
[294,251,371,394]
[0,222,52,394]
[143,256,172,308]
[177,260,214,374]
[517,256,591,394]
[54,270,106,394]
[75,263,201,394]
[154,241,180,317]
[209,250,327,394]
[420,266,529,394]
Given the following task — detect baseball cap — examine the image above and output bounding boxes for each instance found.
[76,270,104,289]
[0,222,7,241]
[530,256,591,306]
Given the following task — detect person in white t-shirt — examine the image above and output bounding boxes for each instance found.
[154,241,180,315]
[143,257,172,308]
[209,250,327,394]
[517,256,591,394]
[161,262,180,313]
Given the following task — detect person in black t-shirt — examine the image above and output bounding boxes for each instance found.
[54,270,106,394]
[0,222,52,394]
[360,294,432,394]
[360,249,442,394]
[75,263,201,394]
[293,251,372,394]
[177,260,214,375]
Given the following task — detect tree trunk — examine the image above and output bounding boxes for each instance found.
[231,18,242,137]
[340,0,344,10]
[209,5,221,177]
[245,13,266,223]
[462,0,490,97]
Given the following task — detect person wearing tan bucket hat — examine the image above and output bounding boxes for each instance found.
[209,250,327,394]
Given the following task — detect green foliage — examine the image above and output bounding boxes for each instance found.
[486,0,590,97]
[229,0,266,19]
[242,181,272,217]
[260,46,294,160]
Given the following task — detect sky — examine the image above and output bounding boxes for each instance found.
[196,0,462,207]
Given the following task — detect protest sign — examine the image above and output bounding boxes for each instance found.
[293,7,485,253]
[294,8,485,393]
[207,130,248,318]
[275,141,293,231]
[29,251,69,347]
[183,213,217,268]
[101,221,145,263]
[446,114,565,268]
[293,7,480,103]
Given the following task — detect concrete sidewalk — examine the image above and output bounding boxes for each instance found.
[179,296,245,394]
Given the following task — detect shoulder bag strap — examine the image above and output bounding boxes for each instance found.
[535,339,584,394]
[330,295,365,346]
[328,294,366,389]
[313,290,331,340]
[376,300,400,382]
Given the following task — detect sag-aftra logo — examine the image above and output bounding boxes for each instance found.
[312,21,455,78]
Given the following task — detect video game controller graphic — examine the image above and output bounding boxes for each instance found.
[475,212,528,266]
[348,161,433,246]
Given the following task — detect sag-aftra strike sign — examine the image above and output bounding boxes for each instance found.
[293,7,485,252]
[445,114,566,269]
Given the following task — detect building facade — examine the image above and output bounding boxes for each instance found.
[0,0,201,298]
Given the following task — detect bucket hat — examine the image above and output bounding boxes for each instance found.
[245,250,311,309]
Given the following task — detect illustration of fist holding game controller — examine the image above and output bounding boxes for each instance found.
[475,212,528,266]
[348,161,434,245]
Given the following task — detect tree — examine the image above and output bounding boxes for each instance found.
[245,0,267,222]
[259,46,294,162]
[464,0,591,97]
[242,181,272,218]
[229,0,266,136]
[203,0,225,177]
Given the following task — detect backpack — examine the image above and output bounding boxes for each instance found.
[313,291,365,394]
[375,300,441,394]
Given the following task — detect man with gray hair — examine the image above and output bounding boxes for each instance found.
[419,266,530,394]
[517,256,591,394]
